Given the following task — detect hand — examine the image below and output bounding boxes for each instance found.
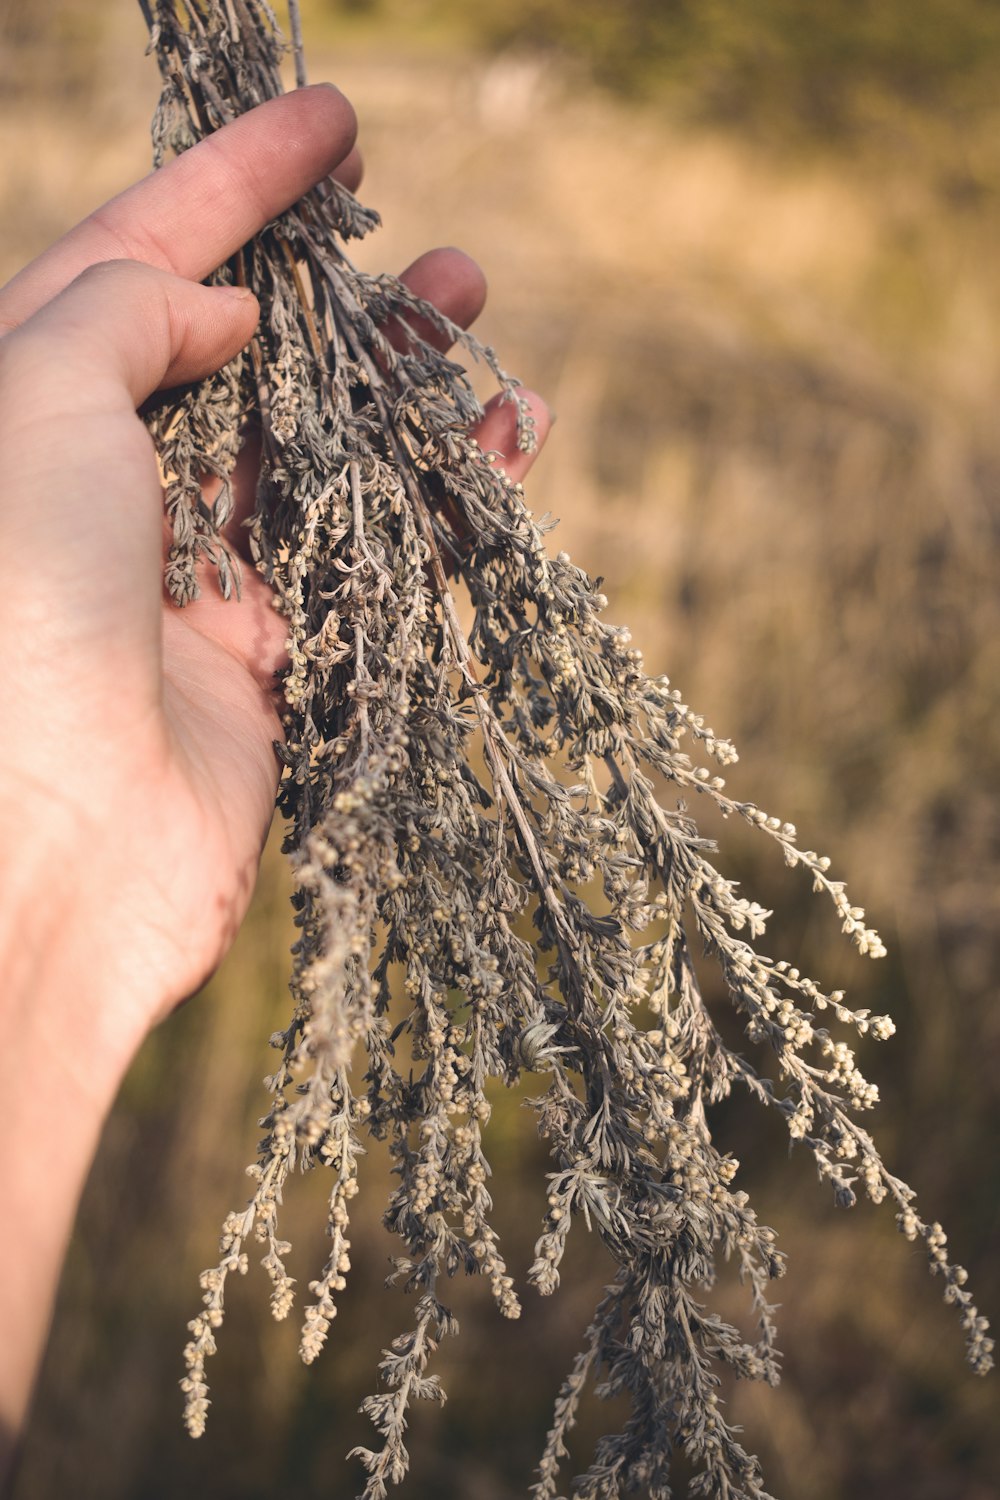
[0,84,549,1467]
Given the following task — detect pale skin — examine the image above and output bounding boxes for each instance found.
[0,84,550,1484]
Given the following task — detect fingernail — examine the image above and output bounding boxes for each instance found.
[219,286,257,304]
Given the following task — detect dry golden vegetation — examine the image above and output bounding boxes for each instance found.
[2,3,998,1497]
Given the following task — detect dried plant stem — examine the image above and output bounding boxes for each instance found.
[287,0,307,87]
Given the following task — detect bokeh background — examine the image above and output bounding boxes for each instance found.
[2,1,999,1496]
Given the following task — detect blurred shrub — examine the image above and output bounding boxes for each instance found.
[460,0,1000,127]
[312,0,1000,153]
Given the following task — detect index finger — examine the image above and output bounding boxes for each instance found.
[0,85,357,335]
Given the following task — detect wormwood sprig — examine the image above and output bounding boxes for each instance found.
[140,4,993,1496]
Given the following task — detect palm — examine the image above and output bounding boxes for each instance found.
[124,564,287,1021]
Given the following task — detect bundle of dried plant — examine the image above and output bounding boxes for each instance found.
[139,3,992,1496]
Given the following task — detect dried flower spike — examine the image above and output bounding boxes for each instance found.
[140,4,993,1497]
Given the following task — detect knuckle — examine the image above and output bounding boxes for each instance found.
[72,258,152,291]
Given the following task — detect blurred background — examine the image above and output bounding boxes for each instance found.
[2,1,999,1496]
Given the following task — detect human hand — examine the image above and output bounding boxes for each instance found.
[0,83,549,1460]
[0,83,550,1063]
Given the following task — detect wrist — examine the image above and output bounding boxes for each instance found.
[1,783,149,1079]
[0,820,145,1455]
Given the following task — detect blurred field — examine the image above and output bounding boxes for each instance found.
[2,2,999,1497]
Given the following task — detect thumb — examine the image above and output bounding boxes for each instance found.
[0,261,259,709]
[0,258,259,410]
